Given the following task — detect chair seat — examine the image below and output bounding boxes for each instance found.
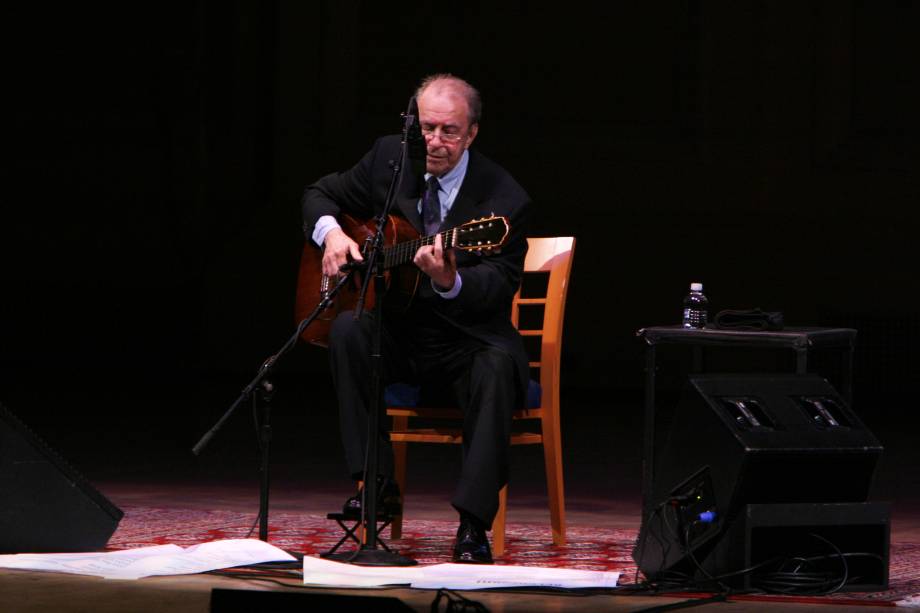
[384,380,543,410]
[389,427,544,445]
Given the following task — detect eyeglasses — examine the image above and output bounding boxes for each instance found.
[421,125,465,143]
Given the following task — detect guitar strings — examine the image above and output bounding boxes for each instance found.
[380,221,500,269]
[383,230,451,268]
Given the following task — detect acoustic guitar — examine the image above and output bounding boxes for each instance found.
[295,213,510,346]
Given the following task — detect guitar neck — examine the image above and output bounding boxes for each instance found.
[382,229,456,269]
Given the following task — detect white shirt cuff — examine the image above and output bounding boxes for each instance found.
[432,272,462,299]
[312,215,341,247]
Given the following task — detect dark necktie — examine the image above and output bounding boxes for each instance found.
[422,176,442,237]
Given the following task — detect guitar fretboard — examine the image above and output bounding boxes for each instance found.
[382,229,455,269]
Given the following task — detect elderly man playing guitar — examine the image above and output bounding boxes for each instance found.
[301,74,531,564]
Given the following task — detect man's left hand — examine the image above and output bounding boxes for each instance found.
[414,233,457,291]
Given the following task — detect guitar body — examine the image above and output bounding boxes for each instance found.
[295,214,421,347]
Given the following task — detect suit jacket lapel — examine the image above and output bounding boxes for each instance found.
[394,170,424,234]
[441,190,480,232]
[396,193,423,234]
[441,151,486,232]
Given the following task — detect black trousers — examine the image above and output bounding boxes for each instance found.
[328,309,517,529]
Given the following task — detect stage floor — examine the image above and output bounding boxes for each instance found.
[2,477,918,612]
[3,374,919,611]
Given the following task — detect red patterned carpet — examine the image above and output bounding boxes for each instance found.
[108,505,920,605]
[107,506,637,570]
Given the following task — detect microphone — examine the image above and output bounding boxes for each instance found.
[403,96,427,190]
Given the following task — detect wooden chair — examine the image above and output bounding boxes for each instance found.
[387,236,575,555]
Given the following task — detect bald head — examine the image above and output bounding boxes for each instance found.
[415,74,481,127]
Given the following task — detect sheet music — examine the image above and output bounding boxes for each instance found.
[301,555,620,590]
[0,539,296,580]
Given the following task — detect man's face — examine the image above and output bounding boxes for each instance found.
[417,83,479,177]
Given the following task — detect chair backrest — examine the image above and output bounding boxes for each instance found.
[512,237,575,411]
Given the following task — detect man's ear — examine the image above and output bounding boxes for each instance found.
[465,123,479,149]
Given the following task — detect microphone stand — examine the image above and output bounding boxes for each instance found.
[325,100,420,567]
[192,272,355,542]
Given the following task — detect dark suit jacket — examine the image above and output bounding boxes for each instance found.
[301,135,532,402]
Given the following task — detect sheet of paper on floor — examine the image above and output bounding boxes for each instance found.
[302,555,620,590]
[0,539,296,580]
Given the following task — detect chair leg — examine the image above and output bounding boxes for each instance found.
[391,416,408,539]
[355,479,365,544]
[542,410,566,546]
[492,484,507,556]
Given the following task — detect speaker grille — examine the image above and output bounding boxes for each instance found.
[0,402,123,553]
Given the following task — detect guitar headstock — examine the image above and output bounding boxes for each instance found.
[451,214,510,253]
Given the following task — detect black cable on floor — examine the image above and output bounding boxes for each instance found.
[630,592,728,612]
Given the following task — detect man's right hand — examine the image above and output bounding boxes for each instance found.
[322,227,363,276]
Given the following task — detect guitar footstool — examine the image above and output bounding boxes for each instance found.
[321,512,395,558]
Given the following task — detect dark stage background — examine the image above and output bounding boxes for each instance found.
[2,2,918,507]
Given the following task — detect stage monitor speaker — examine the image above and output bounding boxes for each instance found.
[634,373,886,588]
[210,588,415,611]
[0,402,124,553]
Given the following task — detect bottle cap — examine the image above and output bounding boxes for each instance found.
[690,282,703,292]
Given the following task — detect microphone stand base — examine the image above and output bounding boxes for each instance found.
[324,548,418,567]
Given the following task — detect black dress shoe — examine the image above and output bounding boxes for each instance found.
[452,518,493,564]
[342,476,402,518]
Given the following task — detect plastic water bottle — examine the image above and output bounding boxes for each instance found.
[682,282,709,329]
